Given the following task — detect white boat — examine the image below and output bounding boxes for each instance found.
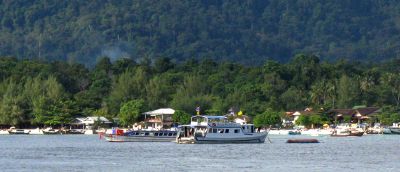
[176,116,267,144]
[389,127,400,134]
[331,124,364,137]
[29,128,44,135]
[0,130,9,135]
[8,129,30,135]
[43,127,61,135]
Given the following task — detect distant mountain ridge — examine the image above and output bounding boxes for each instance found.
[0,0,399,66]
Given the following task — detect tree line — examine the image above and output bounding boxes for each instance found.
[0,54,399,128]
[1,1,400,66]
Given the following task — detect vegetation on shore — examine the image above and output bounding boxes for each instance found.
[0,55,399,128]
[1,1,400,65]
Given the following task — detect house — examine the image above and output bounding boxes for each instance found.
[142,108,175,129]
[328,106,381,123]
[284,108,316,126]
[69,116,112,130]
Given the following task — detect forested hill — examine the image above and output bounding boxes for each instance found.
[0,0,400,66]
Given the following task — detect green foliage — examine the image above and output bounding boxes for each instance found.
[379,112,400,125]
[0,54,400,127]
[295,115,311,127]
[118,99,145,127]
[1,1,400,65]
[172,110,191,125]
[253,109,282,128]
[309,115,323,128]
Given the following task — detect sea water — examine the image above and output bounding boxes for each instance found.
[0,134,399,172]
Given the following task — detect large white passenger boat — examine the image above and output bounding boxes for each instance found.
[176,116,267,144]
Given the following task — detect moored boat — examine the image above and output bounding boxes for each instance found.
[103,129,177,142]
[176,116,268,144]
[8,129,30,135]
[331,128,364,137]
[389,127,400,134]
[43,128,61,135]
[288,130,301,135]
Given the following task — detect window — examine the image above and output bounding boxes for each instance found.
[218,129,224,133]
[154,133,159,136]
[168,133,173,136]
[225,129,229,133]
[234,129,239,133]
[212,129,217,133]
[209,128,212,133]
[145,132,149,136]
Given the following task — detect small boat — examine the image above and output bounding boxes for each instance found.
[176,116,268,144]
[8,129,30,135]
[288,130,301,135]
[66,129,85,134]
[331,129,363,137]
[43,128,61,135]
[29,128,44,135]
[103,129,177,142]
[389,127,400,134]
[287,139,319,143]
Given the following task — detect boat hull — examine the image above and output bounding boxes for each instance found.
[389,127,400,134]
[104,135,175,142]
[331,132,363,137]
[179,133,268,144]
[8,129,30,135]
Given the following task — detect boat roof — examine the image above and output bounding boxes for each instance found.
[198,116,226,119]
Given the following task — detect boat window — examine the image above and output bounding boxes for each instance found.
[135,132,139,135]
[145,132,149,136]
[155,133,159,136]
[208,128,212,133]
[173,133,177,136]
[225,129,229,133]
[212,129,217,133]
[168,133,173,136]
[164,133,168,136]
[218,129,224,133]
[234,129,239,133]
[242,126,245,130]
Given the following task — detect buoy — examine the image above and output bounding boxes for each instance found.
[286,139,319,143]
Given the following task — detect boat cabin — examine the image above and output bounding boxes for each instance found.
[178,116,257,139]
[124,130,177,137]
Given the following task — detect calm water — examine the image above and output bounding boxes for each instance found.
[0,134,399,172]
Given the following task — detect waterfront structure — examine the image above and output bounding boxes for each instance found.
[142,108,175,129]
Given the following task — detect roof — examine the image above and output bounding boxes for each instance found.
[356,107,381,116]
[72,116,112,124]
[328,109,355,116]
[143,108,175,115]
[329,107,381,116]
[202,116,226,119]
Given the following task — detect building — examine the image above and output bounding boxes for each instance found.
[328,106,381,124]
[70,116,112,130]
[142,108,175,129]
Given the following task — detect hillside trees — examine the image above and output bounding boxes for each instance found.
[0,55,399,127]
